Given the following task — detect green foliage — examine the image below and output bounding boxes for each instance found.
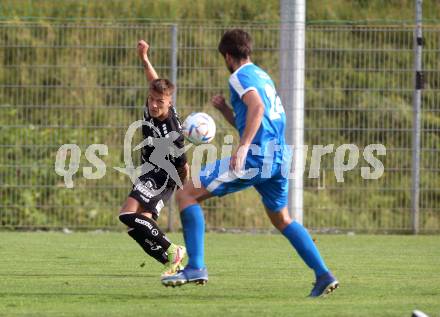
[1,0,440,23]
[0,2,439,231]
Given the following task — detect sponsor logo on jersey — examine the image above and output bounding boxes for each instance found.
[134,178,157,199]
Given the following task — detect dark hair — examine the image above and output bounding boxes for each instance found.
[149,78,175,96]
[218,29,252,60]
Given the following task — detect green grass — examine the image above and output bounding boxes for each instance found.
[0,232,439,317]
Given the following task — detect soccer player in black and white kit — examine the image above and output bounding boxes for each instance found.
[119,40,188,276]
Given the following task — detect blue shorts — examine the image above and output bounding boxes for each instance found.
[199,156,289,212]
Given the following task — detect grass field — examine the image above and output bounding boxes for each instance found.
[0,232,439,317]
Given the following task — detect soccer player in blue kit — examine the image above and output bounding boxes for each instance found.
[161,29,339,297]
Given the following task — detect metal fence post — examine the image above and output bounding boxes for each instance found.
[280,0,305,224]
[411,0,423,234]
[168,24,178,232]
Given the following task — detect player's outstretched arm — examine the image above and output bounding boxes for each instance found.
[137,40,159,83]
[211,95,235,127]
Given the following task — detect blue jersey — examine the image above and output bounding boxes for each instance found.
[228,63,287,164]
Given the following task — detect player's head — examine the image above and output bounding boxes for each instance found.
[148,78,174,120]
[218,29,252,73]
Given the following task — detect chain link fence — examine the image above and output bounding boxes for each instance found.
[0,22,439,232]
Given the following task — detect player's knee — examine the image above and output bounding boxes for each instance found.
[141,212,153,219]
[275,217,292,231]
[118,213,127,225]
[277,219,292,231]
[119,212,135,226]
[267,209,291,231]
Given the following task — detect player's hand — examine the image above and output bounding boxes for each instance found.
[211,95,227,112]
[230,144,249,174]
[137,40,149,62]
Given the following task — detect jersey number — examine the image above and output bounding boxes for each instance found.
[265,84,285,120]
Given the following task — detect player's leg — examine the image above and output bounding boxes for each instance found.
[162,157,256,287]
[119,197,168,264]
[119,196,186,273]
[255,170,338,297]
[176,181,212,268]
[264,206,338,296]
[160,182,211,286]
[176,156,257,271]
[263,205,330,278]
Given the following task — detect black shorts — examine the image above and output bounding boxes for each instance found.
[128,174,174,220]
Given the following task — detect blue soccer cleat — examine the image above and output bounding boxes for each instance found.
[309,271,339,297]
[161,266,208,287]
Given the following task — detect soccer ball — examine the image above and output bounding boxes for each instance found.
[182,112,216,145]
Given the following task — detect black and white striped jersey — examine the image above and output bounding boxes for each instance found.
[140,104,187,187]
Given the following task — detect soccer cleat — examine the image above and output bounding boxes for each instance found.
[162,244,186,277]
[161,263,184,278]
[161,266,208,287]
[309,271,339,297]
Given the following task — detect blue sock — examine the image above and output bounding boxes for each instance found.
[180,204,205,269]
[282,221,329,278]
